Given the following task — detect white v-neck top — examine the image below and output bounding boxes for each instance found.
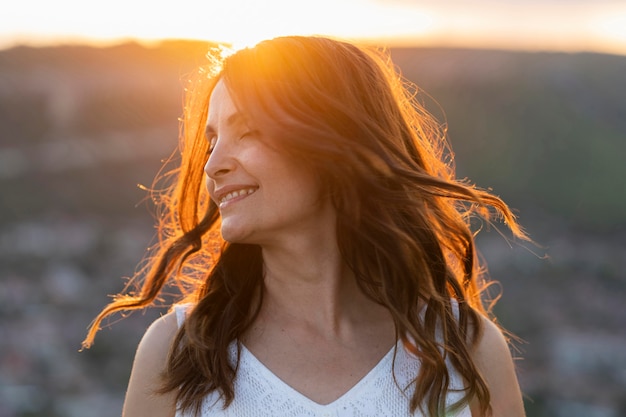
[174,304,471,417]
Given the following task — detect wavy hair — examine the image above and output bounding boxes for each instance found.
[84,36,527,416]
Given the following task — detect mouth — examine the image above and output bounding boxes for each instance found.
[218,187,258,207]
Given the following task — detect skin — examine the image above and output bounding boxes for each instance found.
[121,80,526,416]
[469,317,526,416]
[203,80,332,248]
[122,312,177,417]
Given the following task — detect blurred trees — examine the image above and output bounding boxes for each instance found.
[391,48,626,232]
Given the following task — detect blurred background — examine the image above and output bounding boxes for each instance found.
[1,1,625,416]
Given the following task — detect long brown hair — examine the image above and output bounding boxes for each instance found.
[84,36,527,416]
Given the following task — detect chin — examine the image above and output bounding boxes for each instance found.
[220,229,244,244]
[220,222,253,244]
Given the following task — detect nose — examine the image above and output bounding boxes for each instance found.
[204,137,235,180]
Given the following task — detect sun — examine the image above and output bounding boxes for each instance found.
[0,0,436,49]
[589,8,626,54]
[126,0,436,51]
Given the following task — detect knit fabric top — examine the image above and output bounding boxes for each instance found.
[174,304,471,417]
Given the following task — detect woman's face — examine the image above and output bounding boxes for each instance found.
[204,80,334,245]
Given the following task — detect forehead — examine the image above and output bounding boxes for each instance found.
[207,79,238,127]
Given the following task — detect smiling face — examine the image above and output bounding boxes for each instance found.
[204,79,335,246]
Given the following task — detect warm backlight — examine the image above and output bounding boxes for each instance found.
[0,0,434,49]
[0,0,625,55]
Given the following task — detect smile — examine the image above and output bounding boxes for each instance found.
[219,188,257,206]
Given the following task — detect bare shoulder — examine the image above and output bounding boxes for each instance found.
[137,310,180,359]
[469,315,526,417]
[122,310,179,417]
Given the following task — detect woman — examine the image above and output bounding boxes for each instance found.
[84,36,528,416]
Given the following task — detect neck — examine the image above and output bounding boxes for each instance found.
[258,234,386,338]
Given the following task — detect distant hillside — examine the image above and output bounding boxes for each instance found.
[1,41,625,231]
[390,48,626,232]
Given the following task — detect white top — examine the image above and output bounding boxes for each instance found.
[174,304,471,417]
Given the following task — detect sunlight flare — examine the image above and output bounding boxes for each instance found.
[589,8,626,52]
[0,0,436,49]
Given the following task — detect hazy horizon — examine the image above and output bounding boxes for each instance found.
[2,0,626,55]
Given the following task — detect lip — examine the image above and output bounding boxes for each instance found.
[213,184,259,208]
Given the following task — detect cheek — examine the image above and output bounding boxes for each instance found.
[204,175,216,199]
[286,173,324,208]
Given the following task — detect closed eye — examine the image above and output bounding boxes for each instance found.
[208,135,217,153]
[240,129,260,140]
[205,123,217,155]
[204,127,260,157]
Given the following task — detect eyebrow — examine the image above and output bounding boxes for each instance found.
[205,112,248,138]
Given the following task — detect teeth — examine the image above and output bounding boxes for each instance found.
[219,188,256,204]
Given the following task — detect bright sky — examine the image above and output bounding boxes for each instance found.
[2,0,626,54]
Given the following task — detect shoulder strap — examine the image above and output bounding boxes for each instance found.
[173,303,194,328]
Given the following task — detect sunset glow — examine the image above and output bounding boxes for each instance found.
[1,0,433,49]
[2,0,626,55]
[589,7,626,53]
